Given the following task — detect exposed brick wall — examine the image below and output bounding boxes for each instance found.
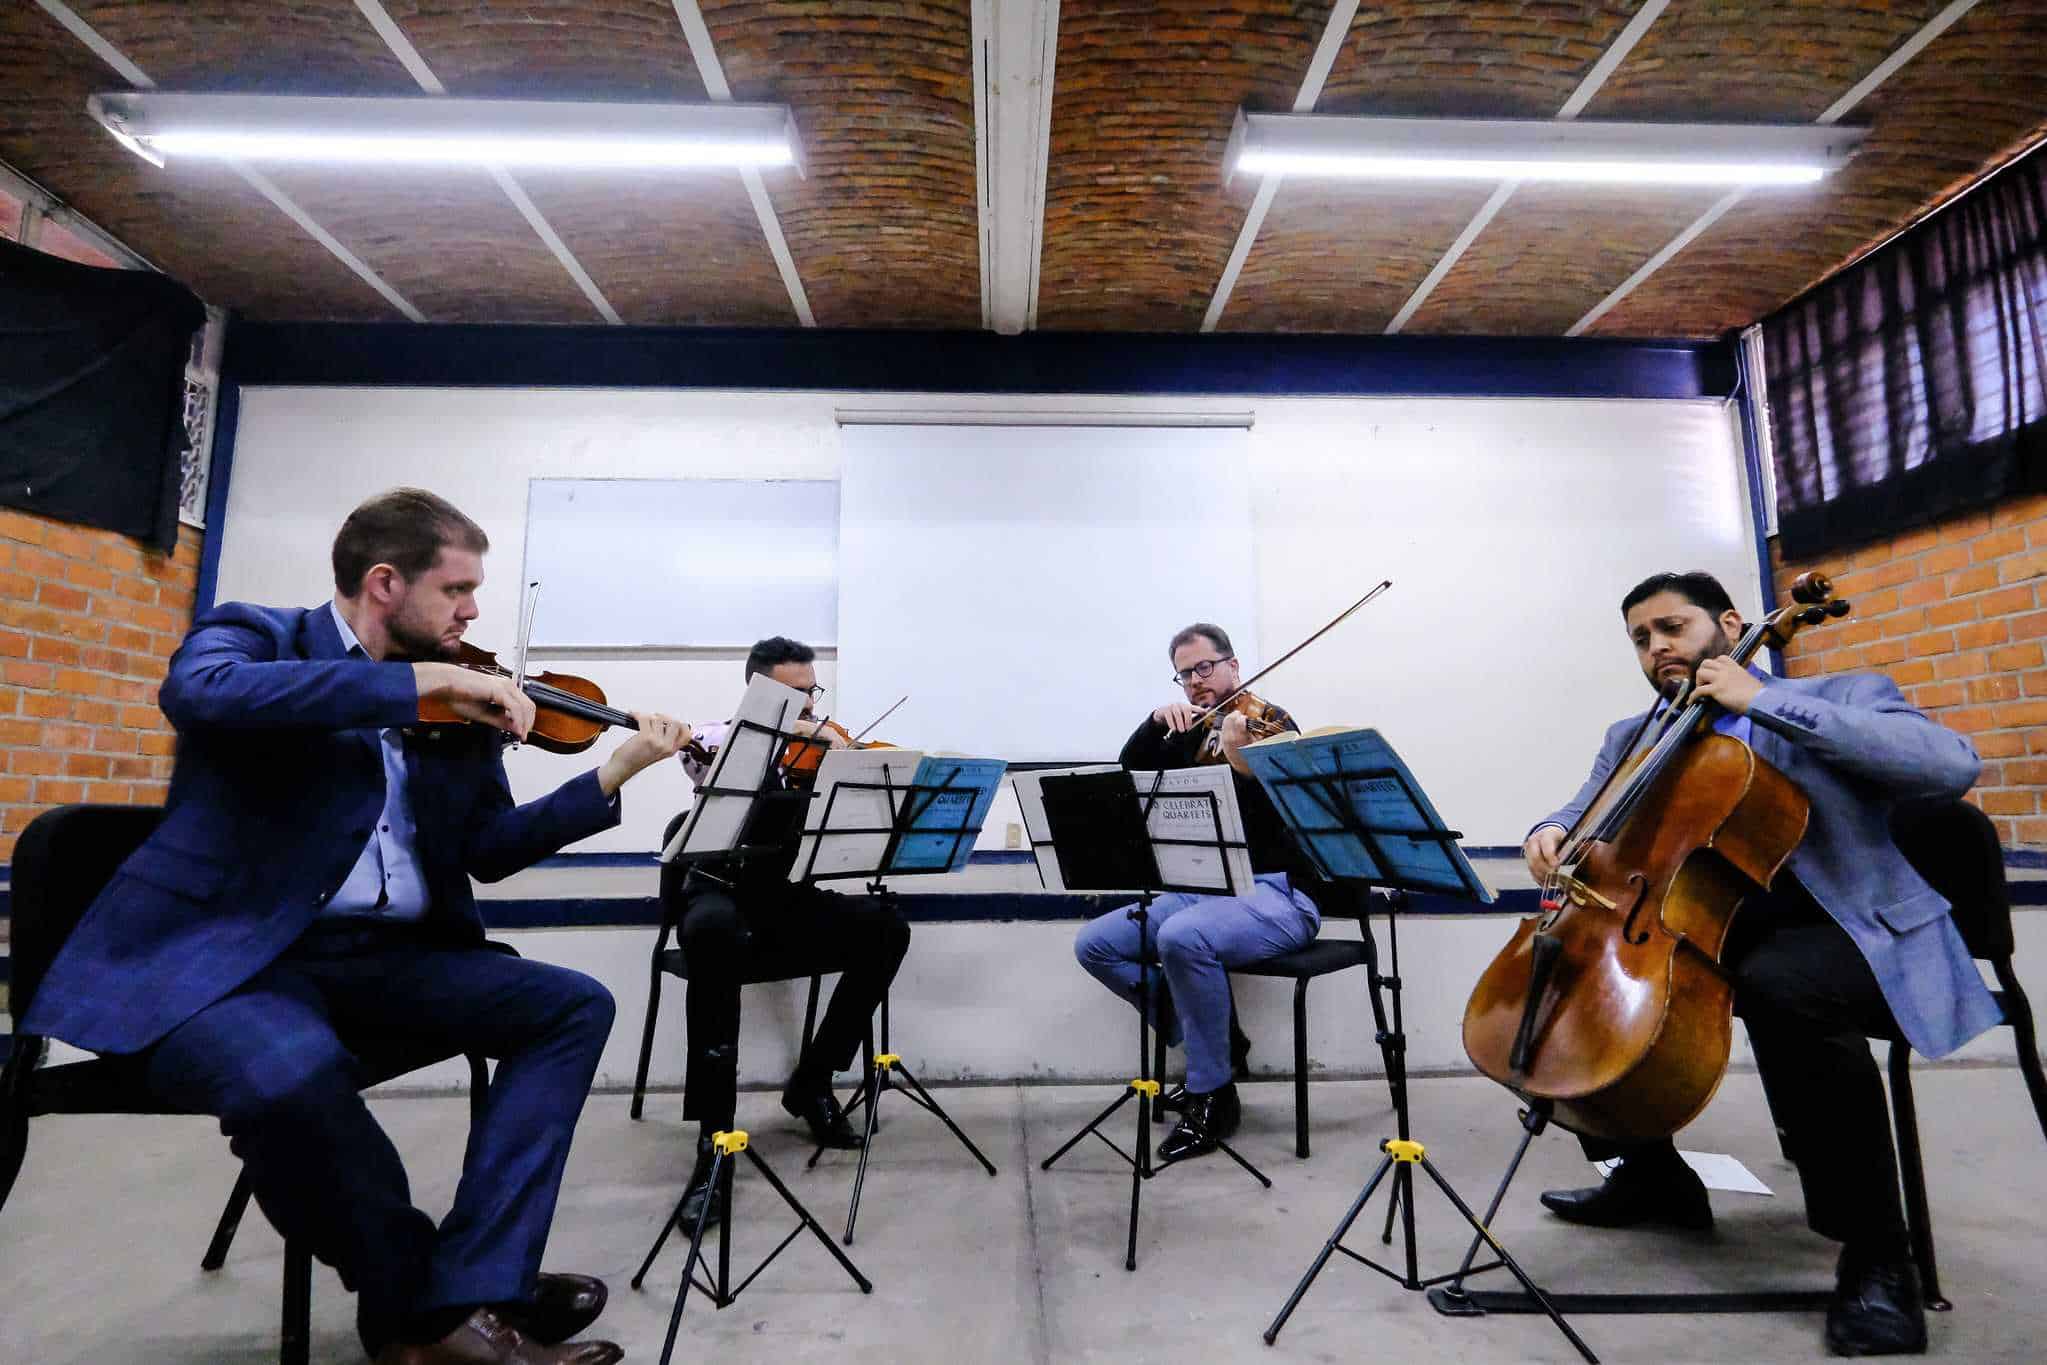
[0,509,202,863]
[1774,490,2047,850]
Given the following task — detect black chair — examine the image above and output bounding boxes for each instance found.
[1882,798,2047,1311]
[629,811,853,1120]
[0,804,502,1365]
[1230,885,1383,1158]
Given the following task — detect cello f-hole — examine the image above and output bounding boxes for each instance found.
[1617,873,1653,945]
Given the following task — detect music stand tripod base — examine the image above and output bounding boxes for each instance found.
[630,1129,872,1365]
[1261,1138,1598,1364]
[807,1021,1001,1245]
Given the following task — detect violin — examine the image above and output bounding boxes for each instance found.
[1194,690,1294,764]
[780,716,899,785]
[415,640,653,756]
[1461,572,1852,1143]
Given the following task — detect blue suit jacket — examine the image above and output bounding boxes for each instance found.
[1537,672,2001,1060]
[21,602,622,1055]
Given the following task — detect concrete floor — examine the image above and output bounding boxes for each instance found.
[2,1067,2042,1364]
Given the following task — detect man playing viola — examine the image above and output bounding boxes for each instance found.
[1524,571,1998,1357]
[20,488,691,1365]
[662,636,911,1230]
[1074,623,1327,1163]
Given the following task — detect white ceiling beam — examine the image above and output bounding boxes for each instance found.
[351,0,622,325]
[972,0,1059,334]
[672,0,815,327]
[35,0,423,318]
[1383,0,1668,334]
[1566,0,1981,336]
[1199,0,1358,333]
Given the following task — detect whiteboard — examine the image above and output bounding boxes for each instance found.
[835,425,1258,761]
[522,477,837,648]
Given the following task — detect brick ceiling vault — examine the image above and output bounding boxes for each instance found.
[2,1,2042,337]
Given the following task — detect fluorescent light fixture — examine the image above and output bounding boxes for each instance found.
[87,91,803,174]
[1224,111,1862,187]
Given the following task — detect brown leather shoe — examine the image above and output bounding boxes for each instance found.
[372,1307,623,1365]
[495,1273,608,1345]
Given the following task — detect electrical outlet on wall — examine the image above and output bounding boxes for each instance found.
[1005,821,1023,849]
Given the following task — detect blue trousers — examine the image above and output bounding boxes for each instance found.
[1074,874,1319,1093]
[142,925,615,1355]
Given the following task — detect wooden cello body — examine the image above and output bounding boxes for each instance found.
[1462,573,1850,1144]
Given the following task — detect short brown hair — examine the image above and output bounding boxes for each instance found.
[1169,623,1233,658]
[332,488,489,594]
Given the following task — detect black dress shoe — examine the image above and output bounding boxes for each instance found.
[1539,1154,1713,1230]
[1826,1250,1926,1356]
[1157,1083,1241,1164]
[493,1273,607,1346]
[677,1132,727,1233]
[782,1084,864,1149]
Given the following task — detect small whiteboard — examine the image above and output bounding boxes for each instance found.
[522,478,837,648]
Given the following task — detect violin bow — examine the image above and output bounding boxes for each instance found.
[851,694,909,744]
[1188,579,1393,730]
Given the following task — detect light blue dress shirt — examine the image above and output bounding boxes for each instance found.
[324,603,429,922]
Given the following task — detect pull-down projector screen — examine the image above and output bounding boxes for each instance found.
[835,425,1258,762]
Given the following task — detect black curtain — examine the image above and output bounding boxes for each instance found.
[1762,141,2047,560]
[0,238,203,553]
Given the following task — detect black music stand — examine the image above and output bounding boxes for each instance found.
[788,751,1004,1243]
[1034,768,1273,1272]
[634,696,871,1365]
[1245,734,1595,1363]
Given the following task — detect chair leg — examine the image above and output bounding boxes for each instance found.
[1887,1041,1948,1312]
[1995,962,2047,1147]
[280,1239,312,1365]
[467,1055,491,1127]
[631,957,667,1121]
[802,974,822,1055]
[1292,977,1310,1160]
[202,1168,257,1271]
[0,1036,41,1212]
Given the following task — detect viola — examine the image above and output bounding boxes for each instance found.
[780,716,900,785]
[1461,572,1852,1143]
[415,640,651,756]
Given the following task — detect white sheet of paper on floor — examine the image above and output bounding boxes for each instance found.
[1594,1150,1773,1196]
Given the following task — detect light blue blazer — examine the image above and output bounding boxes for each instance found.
[1536,672,2001,1060]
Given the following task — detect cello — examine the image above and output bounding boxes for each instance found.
[1462,572,1851,1143]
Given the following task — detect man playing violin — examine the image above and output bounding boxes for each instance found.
[663,636,911,1230]
[1524,571,1998,1357]
[1074,623,1326,1163]
[19,488,691,1365]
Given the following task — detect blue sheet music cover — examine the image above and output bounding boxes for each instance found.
[888,756,1009,873]
[1242,729,1490,900]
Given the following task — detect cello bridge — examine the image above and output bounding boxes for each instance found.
[1555,873,1618,912]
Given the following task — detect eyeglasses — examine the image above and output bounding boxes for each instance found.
[802,684,826,702]
[1172,657,1233,686]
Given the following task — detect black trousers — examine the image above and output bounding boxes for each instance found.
[677,871,911,1129]
[1580,885,1908,1252]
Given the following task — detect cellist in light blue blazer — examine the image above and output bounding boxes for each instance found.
[1524,571,1999,1360]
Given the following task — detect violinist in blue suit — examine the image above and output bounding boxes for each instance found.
[22,488,690,1365]
[1524,571,1998,1359]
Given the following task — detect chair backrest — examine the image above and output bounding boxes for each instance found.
[660,810,689,906]
[1889,798,2012,961]
[10,804,164,1021]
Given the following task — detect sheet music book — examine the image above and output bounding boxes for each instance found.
[1240,725,1491,899]
[892,754,1009,873]
[1010,765,1119,891]
[1134,766,1255,896]
[789,748,1007,881]
[660,673,811,863]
